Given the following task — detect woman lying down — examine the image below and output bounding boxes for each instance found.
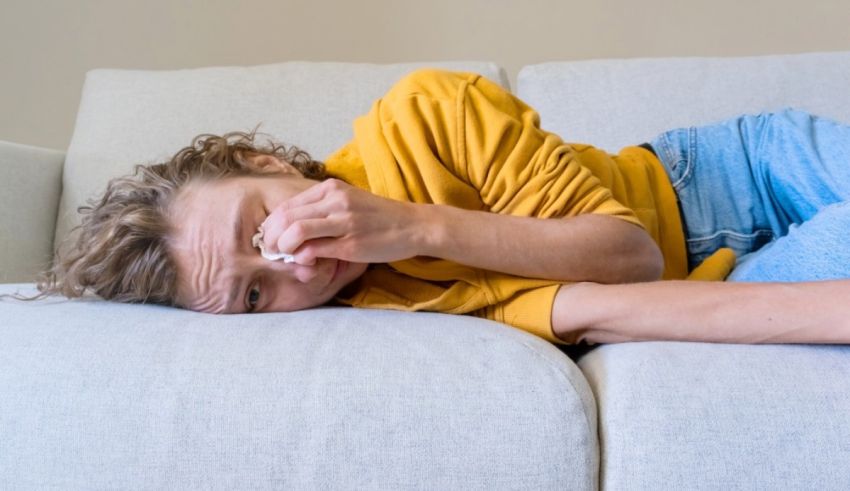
[17,69,850,345]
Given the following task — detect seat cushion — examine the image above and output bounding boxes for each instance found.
[578,342,850,489]
[0,283,597,490]
[55,61,508,250]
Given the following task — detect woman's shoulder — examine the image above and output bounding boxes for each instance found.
[383,68,482,102]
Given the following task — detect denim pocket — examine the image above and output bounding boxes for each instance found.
[651,127,695,191]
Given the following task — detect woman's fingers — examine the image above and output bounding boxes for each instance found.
[261,201,331,250]
[273,178,344,213]
[275,216,349,258]
[291,237,342,265]
[260,180,352,251]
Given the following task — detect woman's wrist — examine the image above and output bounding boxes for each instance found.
[412,203,451,258]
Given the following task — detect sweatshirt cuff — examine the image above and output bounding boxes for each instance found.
[482,284,566,345]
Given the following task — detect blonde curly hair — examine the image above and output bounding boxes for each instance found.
[8,128,326,306]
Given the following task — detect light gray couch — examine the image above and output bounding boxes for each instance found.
[2,53,849,490]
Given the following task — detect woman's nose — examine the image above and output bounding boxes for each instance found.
[291,261,322,284]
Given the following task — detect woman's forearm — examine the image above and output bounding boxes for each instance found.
[417,203,663,283]
[552,279,850,344]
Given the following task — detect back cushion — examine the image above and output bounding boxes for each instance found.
[517,51,850,152]
[56,61,508,250]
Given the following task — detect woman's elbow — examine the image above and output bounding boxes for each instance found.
[614,231,664,283]
[639,239,665,282]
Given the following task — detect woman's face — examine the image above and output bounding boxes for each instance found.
[168,163,369,314]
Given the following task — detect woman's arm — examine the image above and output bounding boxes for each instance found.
[552,279,850,344]
[266,178,664,284]
[418,202,663,283]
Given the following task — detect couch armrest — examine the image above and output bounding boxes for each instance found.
[0,140,64,283]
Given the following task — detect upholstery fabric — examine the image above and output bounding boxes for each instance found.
[55,61,507,252]
[0,141,63,282]
[517,51,850,152]
[0,282,597,490]
[578,342,850,490]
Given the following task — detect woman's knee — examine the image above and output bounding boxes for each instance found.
[728,200,850,282]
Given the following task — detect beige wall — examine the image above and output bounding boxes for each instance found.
[2,0,848,151]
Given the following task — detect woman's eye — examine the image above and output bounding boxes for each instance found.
[247,283,261,312]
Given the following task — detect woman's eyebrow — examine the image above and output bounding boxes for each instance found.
[231,192,248,250]
[225,192,249,313]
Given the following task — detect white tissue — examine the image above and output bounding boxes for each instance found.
[252,228,296,263]
[259,248,297,263]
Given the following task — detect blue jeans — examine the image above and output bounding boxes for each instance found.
[649,108,850,281]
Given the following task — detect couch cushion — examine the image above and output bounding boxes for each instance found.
[55,61,508,251]
[578,342,850,489]
[0,282,597,490]
[517,51,850,151]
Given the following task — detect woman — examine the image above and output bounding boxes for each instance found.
[17,69,850,345]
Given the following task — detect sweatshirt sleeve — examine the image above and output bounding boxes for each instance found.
[457,72,642,224]
[357,68,640,226]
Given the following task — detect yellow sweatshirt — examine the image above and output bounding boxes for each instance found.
[324,69,694,345]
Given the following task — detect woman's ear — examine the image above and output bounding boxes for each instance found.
[244,152,304,177]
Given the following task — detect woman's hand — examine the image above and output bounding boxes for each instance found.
[260,178,430,265]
